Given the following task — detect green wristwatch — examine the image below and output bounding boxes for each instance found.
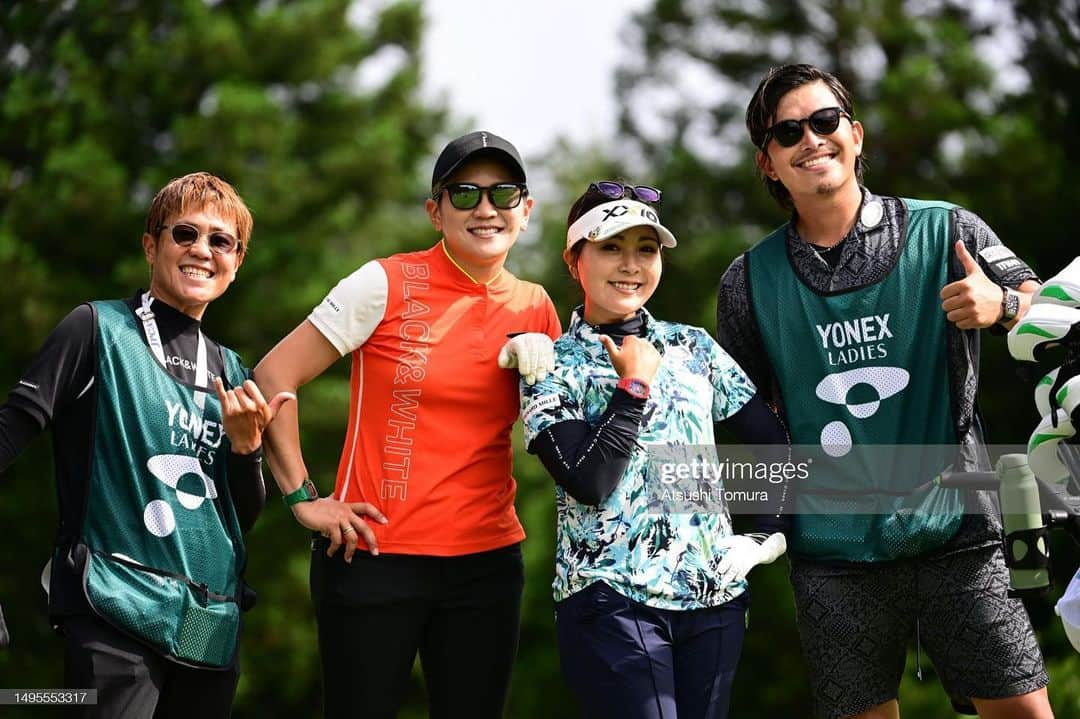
[283,478,319,507]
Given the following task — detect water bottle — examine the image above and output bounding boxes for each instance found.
[998,454,1050,594]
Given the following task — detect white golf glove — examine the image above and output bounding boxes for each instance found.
[498,333,555,386]
[716,533,787,584]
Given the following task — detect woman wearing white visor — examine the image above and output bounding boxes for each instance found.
[519,181,789,718]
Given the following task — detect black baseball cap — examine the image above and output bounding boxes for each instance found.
[430,131,526,195]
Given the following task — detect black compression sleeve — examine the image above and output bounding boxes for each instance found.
[720,393,787,446]
[228,448,266,533]
[716,393,792,537]
[5,304,97,427]
[527,389,645,505]
[0,404,42,474]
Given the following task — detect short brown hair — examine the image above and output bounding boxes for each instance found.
[745,64,864,211]
[145,172,253,251]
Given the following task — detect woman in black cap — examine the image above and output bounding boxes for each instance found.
[255,131,561,718]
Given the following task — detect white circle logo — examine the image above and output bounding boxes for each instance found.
[143,499,177,537]
[143,454,219,537]
[821,421,853,457]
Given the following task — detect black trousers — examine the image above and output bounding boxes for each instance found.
[555,582,748,719]
[310,539,524,719]
[61,613,239,719]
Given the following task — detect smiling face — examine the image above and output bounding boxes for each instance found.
[425,157,532,283]
[568,226,662,326]
[757,80,864,208]
[142,204,244,320]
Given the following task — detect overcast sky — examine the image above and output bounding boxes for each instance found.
[420,1,652,157]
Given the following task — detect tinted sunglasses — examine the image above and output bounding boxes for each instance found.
[763,107,853,148]
[589,181,662,207]
[437,183,527,210]
[160,223,242,255]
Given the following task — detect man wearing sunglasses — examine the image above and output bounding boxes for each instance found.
[255,130,561,718]
[0,172,292,716]
[717,64,1050,719]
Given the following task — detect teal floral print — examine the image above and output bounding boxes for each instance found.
[522,307,756,610]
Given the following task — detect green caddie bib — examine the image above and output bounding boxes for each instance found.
[78,300,248,667]
[747,199,963,561]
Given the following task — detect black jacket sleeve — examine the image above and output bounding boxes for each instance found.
[716,393,792,538]
[227,448,266,533]
[527,389,646,505]
[1,304,97,474]
[0,404,42,474]
[4,304,97,428]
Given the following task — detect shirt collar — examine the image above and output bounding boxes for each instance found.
[568,305,657,344]
[787,186,885,260]
[437,240,513,292]
[130,289,202,332]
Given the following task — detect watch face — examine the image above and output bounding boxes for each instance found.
[1004,290,1020,320]
[619,378,649,398]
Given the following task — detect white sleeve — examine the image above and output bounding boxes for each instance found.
[307,260,389,355]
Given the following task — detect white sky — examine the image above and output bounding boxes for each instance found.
[420,0,653,157]
[354,0,1028,167]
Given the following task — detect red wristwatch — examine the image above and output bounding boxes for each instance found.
[616,377,650,399]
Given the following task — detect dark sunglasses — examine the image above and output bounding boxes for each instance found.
[160,223,242,255]
[763,106,853,149]
[588,181,662,207]
[436,183,528,210]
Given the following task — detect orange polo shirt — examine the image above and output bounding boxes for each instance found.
[308,242,561,555]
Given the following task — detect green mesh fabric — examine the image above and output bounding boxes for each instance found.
[748,200,964,561]
[80,300,246,666]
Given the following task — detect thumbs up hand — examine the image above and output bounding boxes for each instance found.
[940,241,1003,329]
[599,335,661,383]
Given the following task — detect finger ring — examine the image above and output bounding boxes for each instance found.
[342,526,356,535]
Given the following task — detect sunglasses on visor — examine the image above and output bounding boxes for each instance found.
[588,181,662,207]
[762,107,853,149]
[159,223,242,255]
[436,183,528,210]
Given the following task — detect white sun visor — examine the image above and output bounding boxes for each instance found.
[566,200,677,250]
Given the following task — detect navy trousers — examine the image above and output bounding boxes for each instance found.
[555,581,748,719]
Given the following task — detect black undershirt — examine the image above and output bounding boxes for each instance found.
[810,238,846,270]
[528,311,790,537]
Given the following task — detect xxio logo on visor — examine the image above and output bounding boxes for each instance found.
[587,204,660,239]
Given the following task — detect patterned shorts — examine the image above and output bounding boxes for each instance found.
[790,538,1048,719]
